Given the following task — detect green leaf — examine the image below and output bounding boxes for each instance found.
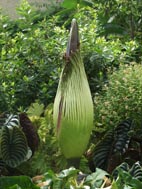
[113,119,134,154]
[58,167,79,179]
[112,168,142,189]
[112,162,129,180]
[113,162,142,181]
[27,102,44,117]
[0,126,28,167]
[92,130,114,169]
[0,176,39,189]
[85,168,109,188]
[129,162,142,180]
[61,0,77,9]
[92,119,134,170]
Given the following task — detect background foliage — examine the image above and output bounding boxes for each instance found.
[0,0,141,112]
[94,63,142,132]
[1,0,142,188]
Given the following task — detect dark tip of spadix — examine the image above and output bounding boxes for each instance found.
[66,19,80,58]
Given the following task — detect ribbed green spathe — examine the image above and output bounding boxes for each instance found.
[53,50,94,159]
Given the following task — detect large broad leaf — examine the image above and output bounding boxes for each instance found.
[58,167,79,179]
[112,165,142,189]
[112,162,129,180]
[92,119,134,170]
[113,162,142,181]
[113,119,134,154]
[129,162,142,181]
[85,168,109,188]
[0,126,28,167]
[0,176,39,189]
[93,130,114,169]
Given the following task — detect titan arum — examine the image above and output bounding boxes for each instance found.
[53,19,94,166]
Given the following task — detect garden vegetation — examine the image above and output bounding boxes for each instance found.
[0,0,142,188]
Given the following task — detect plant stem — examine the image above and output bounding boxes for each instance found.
[67,158,80,169]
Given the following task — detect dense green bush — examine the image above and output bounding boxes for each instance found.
[92,0,142,41]
[0,2,67,112]
[72,7,139,94]
[0,0,141,113]
[94,63,142,132]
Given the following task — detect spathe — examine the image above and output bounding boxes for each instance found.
[53,19,94,160]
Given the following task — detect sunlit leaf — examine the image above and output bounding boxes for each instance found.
[27,102,44,117]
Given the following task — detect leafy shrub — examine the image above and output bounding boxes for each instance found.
[94,63,142,132]
[0,1,67,112]
[0,1,140,112]
[61,6,139,94]
[1,163,142,189]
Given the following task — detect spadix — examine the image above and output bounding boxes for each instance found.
[53,19,94,160]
